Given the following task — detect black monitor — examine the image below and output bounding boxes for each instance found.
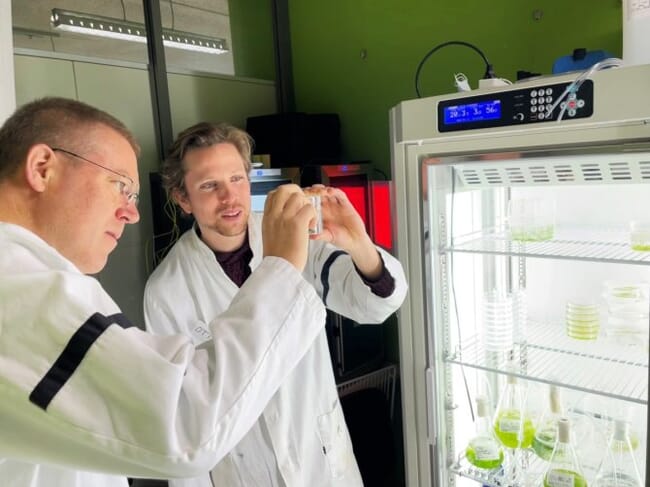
[250,168,292,212]
[246,112,341,168]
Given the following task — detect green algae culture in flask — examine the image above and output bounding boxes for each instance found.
[533,384,564,461]
[543,418,588,487]
[465,395,504,470]
[493,374,534,449]
[593,419,643,487]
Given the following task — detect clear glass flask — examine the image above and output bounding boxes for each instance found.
[493,374,534,449]
[492,374,534,484]
[543,418,588,487]
[593,419,643,487]
[532,384,563,461]
[465,395,504,470]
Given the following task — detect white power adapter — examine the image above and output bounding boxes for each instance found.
[478,78,511,89]
[454,73,471,92]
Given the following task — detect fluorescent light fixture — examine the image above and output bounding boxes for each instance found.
[50,8,228,55]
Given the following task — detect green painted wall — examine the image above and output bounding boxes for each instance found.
[287,0,623,175]
[229,0,276,80]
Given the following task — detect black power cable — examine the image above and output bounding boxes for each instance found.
[414,40,495,98]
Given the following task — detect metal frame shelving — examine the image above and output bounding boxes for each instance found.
[447,226,650,266]
[442,226,649,405]
[445,321,648,405]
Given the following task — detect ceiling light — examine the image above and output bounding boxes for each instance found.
[50,8,228,55]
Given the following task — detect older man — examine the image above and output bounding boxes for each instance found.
[0,98,327,487]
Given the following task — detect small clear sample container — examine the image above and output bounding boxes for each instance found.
[508,198,555,242]
[629,221,650,251]
[308,195,322,235]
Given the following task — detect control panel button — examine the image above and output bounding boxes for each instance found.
[577,99,585,108]
[546,88,553,95]
[568,109,577,117]
[531,90,538,97]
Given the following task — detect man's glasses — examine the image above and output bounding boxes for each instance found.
[51,147,139,206]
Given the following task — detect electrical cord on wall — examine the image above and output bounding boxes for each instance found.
[414,40,495,98]
[145,194,184,274]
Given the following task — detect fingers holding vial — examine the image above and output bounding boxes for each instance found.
[308,194,323,236]
[262,184,316,271]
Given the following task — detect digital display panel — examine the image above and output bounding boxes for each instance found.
[443,99,502,125]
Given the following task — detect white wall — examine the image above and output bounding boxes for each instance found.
[13,51,275,326]
[0,0,16,123]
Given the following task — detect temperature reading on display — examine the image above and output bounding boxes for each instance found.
[444,99,502,125]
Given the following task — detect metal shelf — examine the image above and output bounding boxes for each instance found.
[445,321,648,405]
[451,451,546,487]
[450,449,605,487]
[336,364,398,419]
[446,226,650,265]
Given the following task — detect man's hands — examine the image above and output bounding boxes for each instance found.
[262,184,315,272]
[304,185,383,279]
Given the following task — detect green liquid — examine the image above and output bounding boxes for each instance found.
[511,225,554,242]
[544,469,588,487]
[611,434,640,452]
[493,410,535,448]
[631,244,650,251]
[532,427,556,461]
[465,438,504,469]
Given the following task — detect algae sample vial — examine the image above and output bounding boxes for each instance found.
[308,195,322,235]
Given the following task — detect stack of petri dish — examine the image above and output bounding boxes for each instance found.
[565,301,600,341]
[603,281,649,346]
[483,292,514,353]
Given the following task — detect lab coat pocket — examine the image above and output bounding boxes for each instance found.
[317,400,353,479]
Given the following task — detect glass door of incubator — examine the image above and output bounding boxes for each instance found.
[421,151,649,487]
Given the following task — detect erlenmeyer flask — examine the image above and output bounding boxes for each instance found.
[493,374,534,449]
[492,374,534,484]
[532,384,563,461]
[465,395,504,470]
[593,419,643,486]
[543,418,588,487]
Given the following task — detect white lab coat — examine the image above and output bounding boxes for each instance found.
[0,222,327,487]
[143,212,408,487]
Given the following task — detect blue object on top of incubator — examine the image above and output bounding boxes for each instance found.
[552,48,615,74]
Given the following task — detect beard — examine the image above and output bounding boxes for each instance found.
[211,219,247,238]
[208,205,249,238]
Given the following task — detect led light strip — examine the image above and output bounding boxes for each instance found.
[50,8,228,54]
